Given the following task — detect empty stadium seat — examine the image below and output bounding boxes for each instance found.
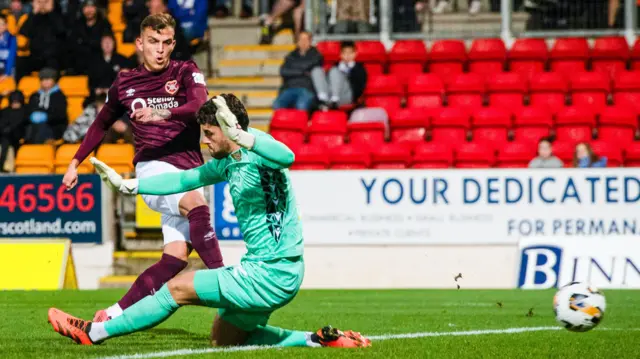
[455,142,494,168]
[598,106,637,146]
[370,143,411,169]
[412,142,453,168]
[308,111,348,147]
[329,144,370,169]
[486,73,526,110]
[471,107,511,149]
[624,142,640,166]
[114,31,136,57]
[317,41,341,71]
[67,97,85,122]
[269,109,308,148]
[15,144,54,174]
[428,40,466,79]
[406,74,444,108]
[107,0,126,32]
[0,76,16,94]
[431,108,470,145]
[508,38,548,77]
[96,144,134,174]
[446,73,485,109]
[631,39,640,70]
[389,108,429,149]
[513,107,553,144]
[529,73,568,113]
[347,121,386,147]
[590,141,622,167]
[555,107,596,143]
[55,144,93,174]
[570,72,610,110]
[18,76,40,98]
[468,38,506,74]
[591,37,630,76]
[495,142,536,168]
[356,41,387,75]
[364,75,404,113]
[59,76,89,97]
[389,40,428,85]
[552,141,575,167]
[290,144,329,170]
[612,71,640,113]
[550,38,589,75]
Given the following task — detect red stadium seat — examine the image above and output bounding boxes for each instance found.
[550,38,589,75]
[632,39,640,70]
[468,38,506,74]
[590,141,623,167]
[364,75,404,113]
[389,108,429,149]
[347,121,386,146]
[431,108,470,145]
[552,141,575,167]
[486,73,526,110]
[290,144,329,170]
[446,73,485,109]
[412,142,453,168]
[513,107,553,144]
[455,142,494,168]
[329,144,371,169]
[612,71,640,113]
[269,109,308,148]
[495,142,536,168]
[308,111,348,147]
[406,74,444,108]
[428,40,466,80]
[389,40,428,85]
[471,107,511,150]
[598,106,637,146]
[624,142,640,166]
[370,143,411,169]
[591,37,630,76]
[508,38,548,78]
[316,41,341,71]
[356,41,387,75]
[555,107,596,143]
[570,72,610,110]
[529,73,568,113]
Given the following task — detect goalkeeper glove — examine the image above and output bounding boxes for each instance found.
[211,95,255,149]
[90,157,139,195]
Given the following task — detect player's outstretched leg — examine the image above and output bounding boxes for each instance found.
[183,201,224,269]
[244,325,371,348]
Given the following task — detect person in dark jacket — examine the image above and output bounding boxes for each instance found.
[68,0,113,75]
[0,90,26,172]
[122,0,147,42]
[312,40,367,110]
[87,34,130,99]
[24,68,68,143]
[272,31,323,111]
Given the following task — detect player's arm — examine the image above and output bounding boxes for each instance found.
[91,158,224,195]
[148,61,208,122]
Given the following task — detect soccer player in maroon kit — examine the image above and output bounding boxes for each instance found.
[62,13,224,322]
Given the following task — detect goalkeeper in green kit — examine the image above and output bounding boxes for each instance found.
[47,94,371,349]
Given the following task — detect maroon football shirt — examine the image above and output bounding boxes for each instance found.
[74,59,208,170]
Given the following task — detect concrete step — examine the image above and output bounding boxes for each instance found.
[218,59,283,77]
[111,251,210,278]
[223,44,295,60]
[208,89,277,108]
[207,76,282,90]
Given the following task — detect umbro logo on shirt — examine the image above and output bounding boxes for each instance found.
[126,88,135,97]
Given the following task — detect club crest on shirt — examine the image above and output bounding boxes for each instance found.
[165,80,179,95]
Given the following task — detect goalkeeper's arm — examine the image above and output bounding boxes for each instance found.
[247,128,295,169]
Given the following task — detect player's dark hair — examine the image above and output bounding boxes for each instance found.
[140,13,176,35]
[197,94,249,131]
[341,40,355,51]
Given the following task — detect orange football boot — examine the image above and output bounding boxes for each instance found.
[93,309,110,323]
[48,308,94,345]
[314,326,372,348]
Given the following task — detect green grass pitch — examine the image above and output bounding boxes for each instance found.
[1,289,639,358]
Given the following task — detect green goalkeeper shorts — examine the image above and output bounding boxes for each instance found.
[193,256,304,331]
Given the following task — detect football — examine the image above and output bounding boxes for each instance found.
[553,282,606,332]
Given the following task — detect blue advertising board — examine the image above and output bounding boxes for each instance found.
[0,174,103,243]
[210,182,242,240]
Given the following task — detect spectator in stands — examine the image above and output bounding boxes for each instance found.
[68,0,113,75]
[0,90,26,172]
[16,0,66,80]
[0,14,17,80]
[259,0,304,44]
[87,34,130,100]
[272,31,323,111]
[147,0,192,59]
[573,142,607,168]
[122,0,147,42]
[168,0,207,42]
[393,0,426,32]
[24,68,67,143]
[432,0,480,15]
[331,0,372,34]
[3,0,30,35]
[213,0,254,18]
[312,40,366,111]
[528,137,564,168]
[63,93,132,144]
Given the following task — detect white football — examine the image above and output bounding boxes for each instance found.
[553,282,606,332]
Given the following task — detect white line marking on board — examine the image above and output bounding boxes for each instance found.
[97,326,562,359]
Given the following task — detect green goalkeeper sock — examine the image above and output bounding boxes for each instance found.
[90,284,179,342]
[244,325,318,347]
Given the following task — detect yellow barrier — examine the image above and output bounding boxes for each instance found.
[0,239,77,290]
[135,195,161,229]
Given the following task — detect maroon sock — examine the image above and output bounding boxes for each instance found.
[188,205,224,269]
[117,253,187,310]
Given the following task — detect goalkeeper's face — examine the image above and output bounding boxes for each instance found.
[202,124,235,159]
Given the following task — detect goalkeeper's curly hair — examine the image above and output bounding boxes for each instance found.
[197,93,249,131]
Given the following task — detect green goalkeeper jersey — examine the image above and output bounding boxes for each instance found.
[137,128,303,262]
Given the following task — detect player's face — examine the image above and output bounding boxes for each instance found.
[202,124,233,159]
[136,27,175,72]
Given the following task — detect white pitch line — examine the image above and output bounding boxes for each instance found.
[98,326,561,359]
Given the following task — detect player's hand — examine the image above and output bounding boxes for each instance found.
[90,157,139,195]
[211,96,255,149]
[62,165,79,190]
[132,107,171,123]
